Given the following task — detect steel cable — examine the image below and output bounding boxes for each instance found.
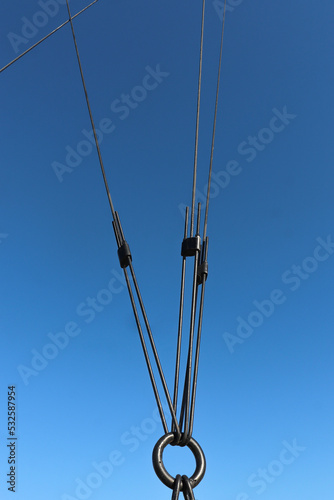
[172,207,188,436]
[1,0,229,494]
[65,0,116,221]
[190,0,206,237]
[65,0,181,438]
[128,260,181,438]
[203,0,228,242]
[172,475,182,500]
[178,250,200,445]
[0,0,100,75]
[123,266,169,434]
[172,0,228,447]
[188,241,208,437]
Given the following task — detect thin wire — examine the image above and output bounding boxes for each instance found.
[179,209,201,445]
[202,0,227,241]
[128,261,181,438]
[123,267,169,434]
[0,0,99,75]
[65,0,181,438]
[190,0,206,237]
[172,208,188,436]
[65,0,116,221]
[188,238,208,437]
[178,274,199,444]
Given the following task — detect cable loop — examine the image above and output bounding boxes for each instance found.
[182,476,195,500]
[172,475,182,500]
[170,475,195,500]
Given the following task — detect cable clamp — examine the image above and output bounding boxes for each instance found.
[197,260,208,284]
[117,241,132,268]
[181,236,201,257]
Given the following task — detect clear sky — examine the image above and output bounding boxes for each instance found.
[1,1,334,499]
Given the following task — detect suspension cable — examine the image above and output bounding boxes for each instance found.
[188,239,208,438]
[0,0,99,75]
[178,205,201,445]
[190,0,206,237]
[1,1,229,495]
[202,0,227,241]
[122,266,169,434]
[172,207,189,435]
[172,0,228,448]
[65,0,181,439]
[65,0,116,221]
[128,259,181,438]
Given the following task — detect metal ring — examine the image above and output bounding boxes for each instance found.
[152,432,206,490]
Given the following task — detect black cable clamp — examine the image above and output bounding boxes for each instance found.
[117,241,132,268]
[113,212,132,268]
[197,237,209,284]
[152,432,206,491]
[197,260,208,284]
[181,235,201,257]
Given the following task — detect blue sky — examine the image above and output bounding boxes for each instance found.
[1,1,334,499]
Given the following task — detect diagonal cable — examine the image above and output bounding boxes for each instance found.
[65,0,180,437]
[0,0,100,75]
[65,0,116,220]
[113,214,181,437]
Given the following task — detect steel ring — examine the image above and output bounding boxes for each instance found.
[152,432,206,490]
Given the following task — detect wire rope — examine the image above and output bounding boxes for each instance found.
[0,0,99,75]
[1,0,230,495]
[64,0,181,439]
[203,0,227,241]
[190,0,206,237]
[172,0,228,447]
[65,0,116,220]
[1,0,229,481]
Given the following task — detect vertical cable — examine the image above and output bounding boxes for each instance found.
[190,0,206,237]
[179,207,201,445]
[188,238,208,438]
[203,0,227,241]
[172,207,189,436]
